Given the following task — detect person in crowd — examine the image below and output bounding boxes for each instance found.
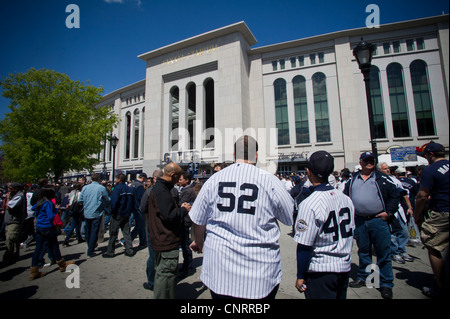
[140,169,163,291]
[63,182,84,246]
[128,173,147,248]
[148,163,191,299]
[103,174,135,258]
[78,173,110,257]
[377,163,414,264]
[189,135,294,299]
[30,187,75,280]
[344,152,400,299]
[415,142,449,298]
[294,151,355,299]
[177,171,197,278]
[1,182,27,266]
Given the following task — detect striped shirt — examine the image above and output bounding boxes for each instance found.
[189,163,294,298]
[293,183,355,273]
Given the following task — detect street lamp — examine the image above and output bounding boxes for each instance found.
[110,135,119,184]
[353,38,378,160]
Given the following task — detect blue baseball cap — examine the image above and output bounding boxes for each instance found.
[360,151,375,161]
[419,142,444,156]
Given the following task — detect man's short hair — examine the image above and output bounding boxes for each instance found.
[234,135,258,163]
[91,173,101,182]
[115,173,126,183]
[181,171,192,182]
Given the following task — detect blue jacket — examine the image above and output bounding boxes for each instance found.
[33,200,56,228]
[110,182,134,217]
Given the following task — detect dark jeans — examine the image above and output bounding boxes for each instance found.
[32,227,62,267]
[106,214,133,255]
[65,215,83,242]
[85,217,102,256]
[180,225,193,272]
[146,230,156,288]
[304,272,349,299]
[130,210,147,246]
[210,284,279,299]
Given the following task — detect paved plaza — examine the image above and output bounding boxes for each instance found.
[0,222,435,300]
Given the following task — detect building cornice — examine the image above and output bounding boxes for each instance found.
[137,21,257,61]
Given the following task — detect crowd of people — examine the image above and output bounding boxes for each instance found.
[0,138,448,300]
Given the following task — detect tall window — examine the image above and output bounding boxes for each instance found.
[170,87,179,149]
[204,79,215,147]
[387,63,410,137]
[369,66,386,138]
[410,60,435,136]
[292,75,309,144]
[141,107,145,157]
[125,111,131,159]
[312,72,331,142]
[274,78,289,145]
[187,82,196,150]
[133,109,140,158]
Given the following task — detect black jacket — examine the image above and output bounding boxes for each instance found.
[344,170,400,217]
[147,177,188,251]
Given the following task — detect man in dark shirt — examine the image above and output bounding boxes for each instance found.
[415,142,449,298]
[148,162,191,299]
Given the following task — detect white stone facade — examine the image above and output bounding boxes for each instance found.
[90,15,448,180]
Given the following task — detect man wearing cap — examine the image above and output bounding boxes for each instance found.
[415,142,449,298]
[344,152,400,299]
[294,151,355,299]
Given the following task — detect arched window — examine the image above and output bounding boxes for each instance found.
[204,78,215,147]
[387,63,410,137]
[125,111,131,159]
[187,82,196,150]
[133,109,140,158]
[170,87,179,149]
[274,78,289,145]
[369,65,386,138]
[312,72,330,142]
[410,60,435,136]
[292,75,309,144]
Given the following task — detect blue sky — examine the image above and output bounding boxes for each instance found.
[0,0,448,121]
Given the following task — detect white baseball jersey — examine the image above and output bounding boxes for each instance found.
[293,183,355,273]
[189,163,294,298]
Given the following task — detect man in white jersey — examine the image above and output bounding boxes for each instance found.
[189,135,294,299]
[294,151,355,299]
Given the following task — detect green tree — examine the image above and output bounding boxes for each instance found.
[0,68,119,182]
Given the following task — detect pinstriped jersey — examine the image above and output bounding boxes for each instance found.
[189,163,294,298]
[293,183,355,273]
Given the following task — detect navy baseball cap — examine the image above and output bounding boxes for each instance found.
[360,151,375,161]
[307,151,334,179]
[419,142,444,155]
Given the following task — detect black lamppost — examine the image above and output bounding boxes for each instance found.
[110,135,119,184]
[353,38,378,160]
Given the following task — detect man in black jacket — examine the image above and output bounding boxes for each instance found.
[344,152,400,299]
[148,163,191,299]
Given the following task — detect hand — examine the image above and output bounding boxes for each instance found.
[376,212,390,221]
[407,208,414,217]
[190,240,203,253]
[181,202,192,212]
[295,279,307,293]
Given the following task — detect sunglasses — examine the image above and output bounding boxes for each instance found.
[362,158,375,164]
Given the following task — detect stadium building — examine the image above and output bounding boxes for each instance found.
[72,14,449,180]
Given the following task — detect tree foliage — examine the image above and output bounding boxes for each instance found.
[0,68,119,182]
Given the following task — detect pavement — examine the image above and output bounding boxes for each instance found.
[0,222,436,300]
